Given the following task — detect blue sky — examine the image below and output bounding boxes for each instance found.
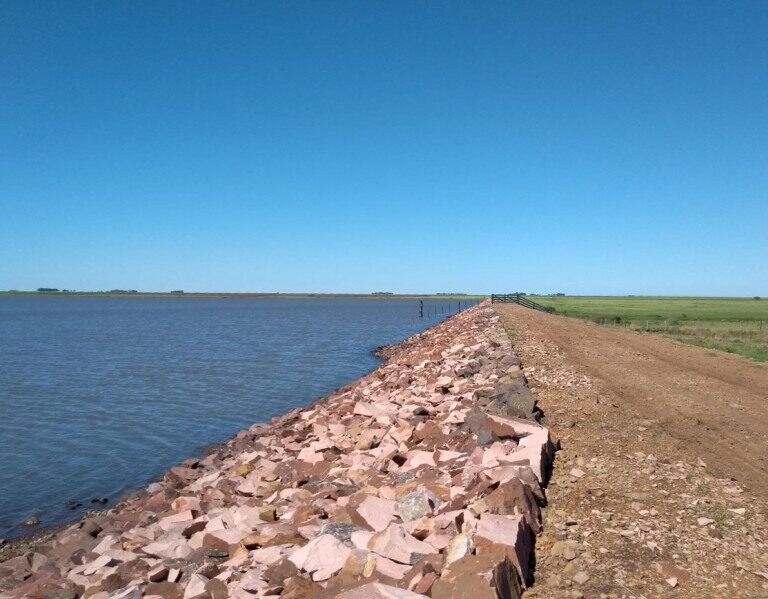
[1,1,766,295]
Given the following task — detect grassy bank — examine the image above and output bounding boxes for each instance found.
[528,296,768,362]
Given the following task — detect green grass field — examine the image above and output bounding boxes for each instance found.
[528,296,768,362]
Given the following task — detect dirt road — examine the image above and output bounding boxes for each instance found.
[496,304,768,598]
[501,305,768,492]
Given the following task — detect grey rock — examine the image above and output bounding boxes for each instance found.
[318,522,361,546]
[109,585,142,599]
[395,491,443,522]
[492,382,537,420]
[463,410,493,445]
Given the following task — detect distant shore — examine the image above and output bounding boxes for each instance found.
[0,291,487,300]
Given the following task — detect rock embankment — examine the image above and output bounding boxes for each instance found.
[0,302,555,599]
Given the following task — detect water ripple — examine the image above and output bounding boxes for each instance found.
[0,297,468,537]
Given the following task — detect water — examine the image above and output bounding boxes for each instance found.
[0,296,472,538]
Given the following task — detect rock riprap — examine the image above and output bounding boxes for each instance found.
[0,302,555,599]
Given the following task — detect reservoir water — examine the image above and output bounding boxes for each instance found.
[0,296,470,538]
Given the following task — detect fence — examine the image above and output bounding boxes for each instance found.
[490,294,553,313]
[418,299,481,319]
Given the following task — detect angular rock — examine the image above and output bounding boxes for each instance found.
[444,533,474,566]
[289,534,352,581]
[485,477,541,532]
[474,513,532,585]
[353,495,396,532]
[394,491,441,522]
[336,583,430,598]
[368,524,437,565]
[433,553,521,599]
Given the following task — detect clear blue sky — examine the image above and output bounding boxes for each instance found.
[1,1,766,295]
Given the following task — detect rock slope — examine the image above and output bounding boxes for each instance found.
[0,302,555,599]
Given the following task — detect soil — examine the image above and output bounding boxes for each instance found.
[496,304,768,598]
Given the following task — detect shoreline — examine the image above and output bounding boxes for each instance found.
[0,314,453,552]
[0,317,447,550]
[0,302,555,598]
[1,301,472,546]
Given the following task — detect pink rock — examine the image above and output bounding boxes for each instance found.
[353,402,378,416]
[373,555,412,579]
[379,486,398,500]
[401,450,436,470]
[390,424,414,444]
[475,513,532,583]
[310,437,334,452]
[297,447,323,464]
[93,534,119,554]
[103,548,138,563]
[355,429,383,450]
[148,564,169,582]
[484,464,544,502]
[171,496,201,512]
[494,416,538,438]
[368,524,437,565]
[205,516,228,532]
[142,536,193,559]
[203,528,246,550]
[250,545,287,565]
[83,553,117,575]
[503,444,547,482]
[351,530,374,549]
[518,426,554,461]
[288,534,352,581]
[158,510,195,531]
[356,495,396,531]
[168,568,182,582]
[424,533,450,551]
[437,450,464,462]
[184,573,209,599]
[237,570,267,593]
[336,582,430,598]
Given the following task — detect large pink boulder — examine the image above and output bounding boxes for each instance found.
[288,534,352,581]
[354,495,396,531]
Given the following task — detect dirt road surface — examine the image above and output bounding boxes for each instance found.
[496,304,768,598]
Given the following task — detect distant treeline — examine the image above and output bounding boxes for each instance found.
[35,288,142,294]
[510,292,566,297]
[31,289,180,294]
